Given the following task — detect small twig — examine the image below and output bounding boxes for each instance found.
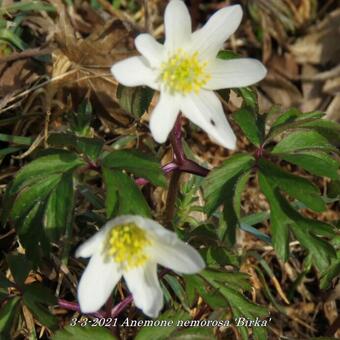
[0,47,52,64]
[143,0,151,33]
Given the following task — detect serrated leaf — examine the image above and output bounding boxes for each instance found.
[102,169,151,217]
[201,272,268,340]
[6,254,32,288]
[202,154,255,215]
[53,325,117,340]
[290,224,336,272]
[116,84,154,118]
[10,174,61,222]
[16,201,49,264]
[102,150,166,187]
[10,151,84,195]
[258,158,325,212]
[45,172,74,241]
[281,151,339,179]
[48,133,103,160]
[272,130,335,154]
[259,172,336,269]
[233,108,262,146]
[201,269,252,291]
[258,173,290,261]
[270,109,324,131]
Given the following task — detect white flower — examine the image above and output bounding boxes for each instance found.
[111,0,266,149]
[76,215,205,318]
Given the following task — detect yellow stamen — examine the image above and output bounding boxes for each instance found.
[104,223,151,270]
[160,49,211,94]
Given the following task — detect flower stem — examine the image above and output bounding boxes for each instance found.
[57,299,104,318]
[110,295,133,318]
[164,169,181,226]
[170,115,185,164]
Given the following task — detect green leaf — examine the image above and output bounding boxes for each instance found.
[201,269,252,291]
[0,133,34,145]
[16,201,49,263]
[10,174,61,222]
[102,150,166,187]
[290,224,336,272]
[201,271,268,340]
[0,296,20,335]
[259,172,336,269]
[53,325,117,340]
[270,109,324,130]
[258,158,325,212]
[222,171,250,245]
[45,172,74,241]
[202,154,255,214]
[116,84,154,118]
[320,259,340,289]
[6,254,32,287]
[10,151,84,194]
[102,168,151,217]
[217,50,240,60]
[233,108,262,146]
[48,133,104,160]
[23,283,57,330]
[258,173,290,261]
[237,87,258,111]
[281,151,339,180]
[272,130,335,154]
[135,309,190,340]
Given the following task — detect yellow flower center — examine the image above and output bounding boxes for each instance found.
[104,223,152,270]
[160,49,210,94]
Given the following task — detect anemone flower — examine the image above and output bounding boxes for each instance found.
[111,0,266,149]
[76,215,205,318]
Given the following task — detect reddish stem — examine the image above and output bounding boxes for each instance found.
[58,298,104,318]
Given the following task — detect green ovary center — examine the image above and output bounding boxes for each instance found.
[160,49,210,94]
[105,223,152,270]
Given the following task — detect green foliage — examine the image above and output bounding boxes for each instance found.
[0,255,57,335]
[53,325,117,340]
[102,149,166,187]
[103,168,151,218]
[200,270,268,340]
[116,84,154,118]
[135,310,190,340]
[204,101,339,275]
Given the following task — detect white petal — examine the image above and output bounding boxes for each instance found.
[135,34,165,67]
[78,254,122,313]
[150,240,205,274]
[180,90,236,149]
[190,5,242,60]
[150,93,179,143]
[124,262,163,318]
[102,215,178,245]
[205,58,267,89]
[75,228,106,258]
[164,0,191,53]
[111,56,159,90]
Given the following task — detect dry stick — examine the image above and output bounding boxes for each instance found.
[0,47,52,64]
